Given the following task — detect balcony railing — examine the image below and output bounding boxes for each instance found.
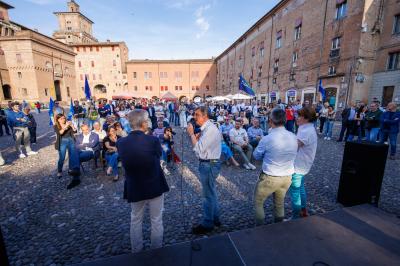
[330,49,340,58]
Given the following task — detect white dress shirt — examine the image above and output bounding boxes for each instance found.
[294,123,318,175]
[253,127,298,176]
[229,127,248,146]
[82,133,91,144]
[193,120,222,160]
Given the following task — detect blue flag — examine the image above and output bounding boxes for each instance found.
[239,74,255,96]
[84,75,91,100]
[67,98,74,121]
[318,79,326,101]
[48,97,54,126]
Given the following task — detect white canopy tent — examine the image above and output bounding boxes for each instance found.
[230,93,254,100]
[211,96,230,102]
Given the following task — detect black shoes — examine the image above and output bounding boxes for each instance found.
[214,220,221,227]
[192,225,213,235]
[67,179,81,190]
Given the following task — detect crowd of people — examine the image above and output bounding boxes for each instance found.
[0,96,399,253]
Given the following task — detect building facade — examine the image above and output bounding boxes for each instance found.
[369,0,400,106]
[215,0,395,109]
[53,0,97,44]
[71,42,129,100]
[0,1,77,104]
[126,59,216,101]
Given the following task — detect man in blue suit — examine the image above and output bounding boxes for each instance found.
[117,109,169,253]
[75,124,100,164]
[380,102,400,160]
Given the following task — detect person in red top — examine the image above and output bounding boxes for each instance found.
[35,102,41,114]
[285,104,295,132]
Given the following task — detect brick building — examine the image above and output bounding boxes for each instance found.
[126,59,216,101]
[53,0,128,101]
[369,0,400,106]
[215,0,398,109]
[0,1,77,104]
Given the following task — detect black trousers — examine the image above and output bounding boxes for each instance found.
[28,127,37,144]
[338,121,353,141]
[0,120,10,136]
[319,117,326,133]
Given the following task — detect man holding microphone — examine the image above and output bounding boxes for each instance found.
[187,106,222,235]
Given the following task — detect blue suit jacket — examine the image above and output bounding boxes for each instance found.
[117,130,169,203]
[75,132,100,152]
[380,111,400,134]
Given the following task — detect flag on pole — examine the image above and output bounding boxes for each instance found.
[318,79,326,101]
[67,98,74,121]
[48,97,54,126]
[84,75,91,100]
[238,74,256,96]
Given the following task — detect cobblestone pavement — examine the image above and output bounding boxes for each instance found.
[0,111,399,265]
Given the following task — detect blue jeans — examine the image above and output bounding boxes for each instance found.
[79,150,94,163]
[169,111,175,123]
[106,152,119,176]
[366,128,380,142]
[323,120,334,138]
[380,132,398,156]
[285,120,295,133]
[174,113,180,126]
[198,160,221,228]
[290,173,306,219]
[58,137,80,177]
[259,116,267,132]
[88,119,97,129]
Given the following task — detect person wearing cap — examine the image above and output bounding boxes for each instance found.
[7,102,38,158]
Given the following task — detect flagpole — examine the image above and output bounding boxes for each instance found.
[315,0,329,103]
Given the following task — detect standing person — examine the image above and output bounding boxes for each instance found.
[148,103,157,129]
[380,102,400,160]
[168,101,175,124]
[73,100,85,131]
[348,105,366,142]
[98,100,110,127]
[117,109,169,253]
[187,106,222,234]
[337,102,356,142]
[253,108,298,224]
[323,106,336,140]
[285,104,295,133]
[179,103,187,128]
[6,102,38,158]
[54,114,81,189]
[103,126,121,181]
[318,102,329,134]
[0,104,11,136]
[23,106,37,145]
[35,102,41,114]
[87,103,98,129]
[365,102,382,142]
[290,107,318,219]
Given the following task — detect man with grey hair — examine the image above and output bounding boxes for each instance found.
[253,108,298,224]
[117,109,169,252]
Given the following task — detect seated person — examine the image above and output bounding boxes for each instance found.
[114,121,128,137]
[229,119,256,170]
[75,124,100,164]
[220,117,234,142]
[247,118,264,147]
[216,110,226,124]
[240,111,250,130]
[153,120,165,140]
[92,122,107,142]
[102,116,115,132]
[103,126,120,181]
[221,136,239,167]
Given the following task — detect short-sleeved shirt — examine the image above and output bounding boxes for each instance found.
[294,123,318,175]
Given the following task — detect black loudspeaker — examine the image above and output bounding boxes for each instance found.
[337,141,388,207]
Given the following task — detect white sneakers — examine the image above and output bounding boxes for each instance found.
[19,151,38,159]
[244,163,256,170]
[323,137,331,140]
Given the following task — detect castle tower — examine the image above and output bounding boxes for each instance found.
[53,0,98,44]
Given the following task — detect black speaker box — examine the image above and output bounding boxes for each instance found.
[337,141,388,207]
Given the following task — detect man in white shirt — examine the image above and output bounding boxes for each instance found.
[187,106,222,235]
[290,107,318,219]
[253,108,298,224]
[229,119,256,170]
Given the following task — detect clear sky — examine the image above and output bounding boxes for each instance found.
[9,0,281,59]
